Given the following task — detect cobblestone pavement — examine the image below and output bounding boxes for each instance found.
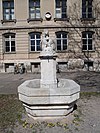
[0,71,100,94]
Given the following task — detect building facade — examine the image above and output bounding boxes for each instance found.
[0,0,100,73]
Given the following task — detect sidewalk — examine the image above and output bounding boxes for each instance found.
[0,71,100,94]
[0,73,40,94]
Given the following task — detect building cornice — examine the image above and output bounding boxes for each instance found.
[0,25,100,30]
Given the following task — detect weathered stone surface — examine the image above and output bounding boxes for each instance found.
[40,58,57,88]
[25,105,74,118]
[18,78,80,117]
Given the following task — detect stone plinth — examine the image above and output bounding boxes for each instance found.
[39,56,57,88]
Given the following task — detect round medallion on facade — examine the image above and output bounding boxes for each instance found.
[45,12,52,20]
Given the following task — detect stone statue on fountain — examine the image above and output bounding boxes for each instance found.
[40,30,56,56]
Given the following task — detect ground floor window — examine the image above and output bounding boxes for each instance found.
[84,60,93,71]
[56,31,68,51]
[31,62,40,72]
[29,32,41,52]
[5,63,14,72]
[3,33,16,53]
[82,31,94,51]
[57,62,68,72]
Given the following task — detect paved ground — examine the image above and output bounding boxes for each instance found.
[0,73,40,94]
[0,71,100,94]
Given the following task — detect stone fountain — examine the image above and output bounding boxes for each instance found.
[18,30,80,119]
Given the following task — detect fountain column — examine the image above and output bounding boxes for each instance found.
[39,56,57,88]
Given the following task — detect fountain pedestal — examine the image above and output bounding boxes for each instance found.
[18,31,80,119]
[40,55,57,89]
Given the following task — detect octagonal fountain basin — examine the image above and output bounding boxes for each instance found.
[18,78,80,119]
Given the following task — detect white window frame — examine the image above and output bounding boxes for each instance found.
[55,0,67,19]
[3,0,14,20]
[56,32,68,51]
[29,0,40,19]
[82,0,93,19]
[82,32,94,51]
[29,32,41,52]
[4,34,15,53]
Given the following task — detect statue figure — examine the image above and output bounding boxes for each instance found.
[40,30,56,56]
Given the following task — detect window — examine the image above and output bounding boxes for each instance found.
[3,0,14,20]
[82,0,93,18]
[56,31,68,51]
[82,31,94,51]
[29,32,41,52]
[84,60,93,71]
[31,62,40,68]
[57,62,68,72]
[55,0,67,18]
[84,60,93,67]
[5,63,14,72]
[3,33,15,53]
[29,0,40,19]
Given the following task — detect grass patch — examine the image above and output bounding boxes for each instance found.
[80,92,100,99]
[0,92,100,132]
[0,94,24,129]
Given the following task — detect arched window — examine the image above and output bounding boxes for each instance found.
[82,31,94,51]
[29,32,41,52]
[3,33,16,53]
[56,31,68,51]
